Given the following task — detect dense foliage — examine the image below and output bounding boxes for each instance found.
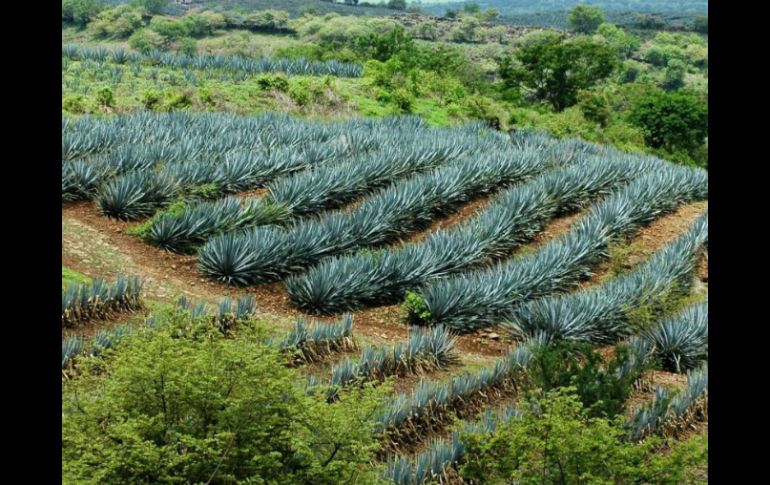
[62,313,390,484]
[459,388,708,484]
[499,33,618,110]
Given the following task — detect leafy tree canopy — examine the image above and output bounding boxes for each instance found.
[568,5,605,34]
[62,312,389,484]
[499,33,618,111]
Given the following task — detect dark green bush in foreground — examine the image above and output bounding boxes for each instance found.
[62,313,389,484]
[460,388,708,485]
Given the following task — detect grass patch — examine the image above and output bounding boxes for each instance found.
[62,267,91,289]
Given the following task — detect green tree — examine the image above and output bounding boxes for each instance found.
[629,89,708,154]
[386,0,406,10]
[62,314,388,484]
[62,0,103,27]
[693,15,708,34]
[568,5,605,34]
[353,25,415,63]
[499,33,617,111]
[131,0,168,15]
[463,2,481,14]
[596,22,640,59]
[460,388,708,484]
[663,59,687,91]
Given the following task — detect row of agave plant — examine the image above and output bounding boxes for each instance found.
[329,326,460,388]
[174,296,360,366]
[406,163,709,332]
[62,275,143,327]
[288,150,667,314]
[62,45,364,77]
[63,140,355,205]
[628,365,708,441]
[62,324,134,371]
[375,341,538,454]
[197,136,590,286]
[145,127,496,251]
[64,115,500,222]
[381,300,709,484]
[385,405,520,485]
[272,314,358,366]
[62,112,429,162]
[384,364,708,484]
[506,212,709,344]
[376,212,707,453]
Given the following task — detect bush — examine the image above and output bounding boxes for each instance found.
[460,388,708,484]
[256,73,289,92]
[662,59,687,91]
[184,11,226,36]
[62,312,389,484]
[140,89,163,110]
[178,37,197,56]
[63,95,87,114]
[90,5,145,39]
[62,0,103,27]
[128,28,166,52]
[628,89,708,154]
[464,94,505,129]
[392,88,414,113]
[165,90,193,111]
[149,16,191,39]
[527,341,650,418]
[245,10,290,30]
[692,16,708,34]
[96,86,114,107]
[578,90,611,126]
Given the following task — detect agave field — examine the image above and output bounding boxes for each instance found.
[62,111,708,483]
[62,45,364,79]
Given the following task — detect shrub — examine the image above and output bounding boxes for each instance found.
[527,341,650,418]
[149,16,191,39]
[132,0,168,15]
[63,95,87,114]
[578,91,611,126]
[89,5,145,39]
[256,73,289,92]
[460,388,708,484]
[178,37,197,56]
[165,90,193,111]
[568,5,605,34]
[96,86,114,107]
[128,28,166,52]
[62,313,388,484]
[392,88,414,113]
[62,0,103,27]
[628,89,708,154]
[140,89,163,110]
